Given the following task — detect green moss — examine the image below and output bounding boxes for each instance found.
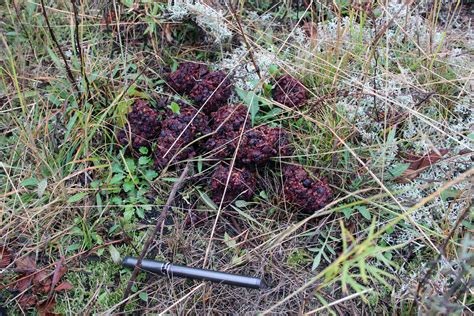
[55,260,134,314]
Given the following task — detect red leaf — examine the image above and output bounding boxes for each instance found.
[12,274,34,292]
[33,270,52,294]
[54,281,73,292]
[18,293,37,308]
[302,21,318,45]
[36,298,58,316]
[397,149,449,182]
[405,149,448,170]
[15,256,36,272]
[0,247,12,268]
[50,257,66,293]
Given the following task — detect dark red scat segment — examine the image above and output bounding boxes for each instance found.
[237,125,293,165]
[168,62,209,94]
[117,99,161,151]
[190,70,233,114]
[210,164,256,204]
[272,75,308,108]
[283,165,332,213]
[201,104,250,159]
[154,106,210,168]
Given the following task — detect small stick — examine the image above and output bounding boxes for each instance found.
[40,0,78,93]
[228,3,262,81]
[119,162,191,312]
[71,0,90,100]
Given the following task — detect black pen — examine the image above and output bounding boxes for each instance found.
[122,256,265,289]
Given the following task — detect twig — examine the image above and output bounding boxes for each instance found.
[71,0,90,100]
[40,0,78,93]
[228,3,262,81]
[119,162,191,312]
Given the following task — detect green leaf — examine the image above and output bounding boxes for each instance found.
[136,207,145,219]
[122,0,134,8]
[236,88,259,126]
[110,173,125,185]
[235,200,251,208]
[440,188,459,201]
[268,64,279,75]
[341,206,353,219]
[20,177,38,188]
[259,191,268,200]
[171,61,178,72]
[47,47,63,69]
[66,243,81,253]
[386,125,396,144]
[90,180,100,189]
[37,179,48,198]
[168,101,180,114]
[199,190,217,210]
[123,181,135,193]
[108,245,121,264]
[111,162,123,173]
[139,292,148,302]
[139,147,149,155]
[312,252,322,271]
[388,163,410,178]
[96,193,103,211]
[111,196,123,205]
[356,205,371,220]
[67,192,88,203]
[124,158,136,173]
[138,156,151,165]
[231,254,244,265]
[144,170,158,181]
[124,207,134,221]
[224,232,236,248]
[197,156,203,173]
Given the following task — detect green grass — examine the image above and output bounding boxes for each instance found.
[1,0,473,314]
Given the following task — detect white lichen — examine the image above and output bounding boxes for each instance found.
[167,0,232,43]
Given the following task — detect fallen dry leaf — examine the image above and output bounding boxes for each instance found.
[15,256,36,272]
[37,298,58,316]
[33,270,52,294]
[50,257,66,293]
[54,281,73,292]
[163,23,174,43]
[12,274,34,292]
[0,247,12,268]
[302,21,318,45]
[397,149,449,183]
[18,293,37,308]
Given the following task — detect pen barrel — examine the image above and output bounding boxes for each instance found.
[122,257,263,289]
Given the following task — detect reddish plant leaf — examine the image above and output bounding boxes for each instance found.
[163,24,173,43]
[54,281,73,292]
[397,149,449,183]
[12,274,34,292]
[36,298,58,316]
[15,256,36,272]
[18,293,37,308]
[302,21,318,45]
[33,270,52,294]
[50,257,66,293]
[0,247,12,268]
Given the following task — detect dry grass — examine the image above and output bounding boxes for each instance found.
[1,0,473,314]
